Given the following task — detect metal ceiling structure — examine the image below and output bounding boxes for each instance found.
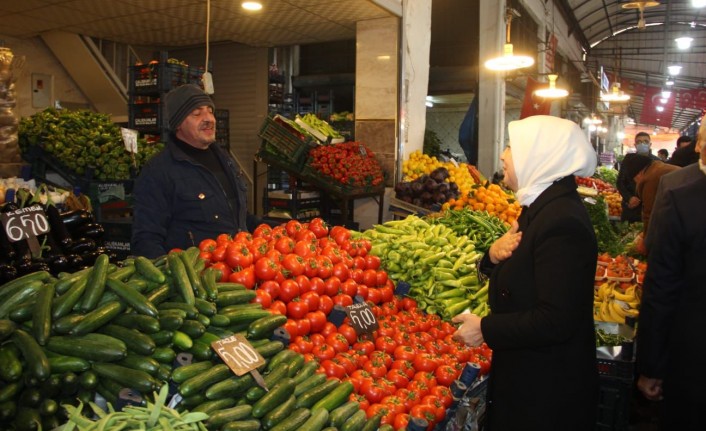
[0,0,705,131]
[564,0,706,133]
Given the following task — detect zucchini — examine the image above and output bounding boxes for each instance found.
[105,277,158,317]
[294,373,327,397]
[51,274,88,319]
[179,363,232,398]
[12,329,50,381]
[9,299,35,323]
[0,271,51,300]
[0,383,21,403]
[32,283,54,345]
[171,360,213,383]
[179,251,207,300]
[13,407,41,431]
[99,324,156,356]
[134,256,166,283]
[70,300,126,335]
[247,314,287,340]
[112,313,161,333]
[312,380,354,412]
[156,364,172,382]
[167,252,195,305]
[269,408,311,431]
[340,409,367,431]
[47,355,90,374]
[91,363,157,394]
[245,366,289,403]
[0,319,17,341]
[295,378,340,409]
[216,290,257,307]
[51,313,84,335]
[299,407,329,431]
[205,373,254,400]
[116,353,161,376]
[207,404,253,429]
[263,394,297,429]
[222,419,261,431]
[0,344,23,382]
[78,253,110,312]
[0,280,43,319]
[329,401,360,428]
[45,333,127,362]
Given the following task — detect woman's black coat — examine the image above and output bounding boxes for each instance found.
[480,176,599,430]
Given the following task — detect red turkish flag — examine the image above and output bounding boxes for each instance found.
[640,86,675,126]
[520,77,552,119]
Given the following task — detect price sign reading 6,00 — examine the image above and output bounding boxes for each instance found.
[211,334,265,376]
[346,302,379,335]
[0,205,50,242]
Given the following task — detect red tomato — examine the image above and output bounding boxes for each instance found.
[360,379,388,404]
[269,300,287,315]
[305,310,327,333]
[254,257,278,281]
[282,254,305,277]
[316,256,334,279]
[309,276,325,295]
[376,271,389,287]
[293,335,314,354]
[367,288,383,305]
[341,279,358,297]
[365,254,381,270]
[386,368,410,389]
[300,291,320,311]
[356,284,369,301]
[321,245,343,264]
[285,220,303,237]
[379,286,394,303]
[333,294,353,307]
[296,318,311,336]
[253,289,272,309]
[252,223,273,239]
[375,336,397,355]
[361,269,377,288]
[410,404,436,426]
[308,218,329,238]
[335,353,358,375]
[321,359,347,379]
[229,266,255,289]
[211,245,226,262]
[259,280,280,300]
[412,371,437,388]
[332,263,350,281]
[362,359,387,379]
[287,300,309,319]
[312,343,336,361]
[274,237,295,254]
[390,359,416,379]
[304,257,319,278]
[199,238,217,252]
[279,279,300,303]
[350,393,370,412]
[324,277,341,297]
[396,388,421,412]
[283,318,299,338]
[216,233,231,246]
[208,262,229,282]
[318,294,334,314]
[337,323,358,345]
[353,339,376,356]
[430,386,453,408]
[293,240,317,258]
[393,345,416,362]
[366,403,395,424]
[320,321,338,337]
[393,413,410,431]
[371,351,393,368]
[310,333,326,347]
[326,333,350,353]
[407,380,430,398]
[225,243,253,269]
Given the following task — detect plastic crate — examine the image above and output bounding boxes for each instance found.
[257,115,314,166]
[101,221,133,260]
[129,63,201,95]
[596,375,632,430]
[86,180,134,222]
[129,103,165,133]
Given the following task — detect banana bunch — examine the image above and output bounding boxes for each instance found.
[594,281,640,324]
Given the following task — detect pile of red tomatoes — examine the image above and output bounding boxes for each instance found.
[195,218,492,429]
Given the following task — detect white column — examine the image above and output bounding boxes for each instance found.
[478,0,506,177]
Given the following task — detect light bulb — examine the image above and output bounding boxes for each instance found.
[668,65,683,75]
[675,37,694,49]
[484,44,535,71]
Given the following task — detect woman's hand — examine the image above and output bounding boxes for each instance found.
[489,221,522,264]
[637,375,663,401]
[452,313,484,347]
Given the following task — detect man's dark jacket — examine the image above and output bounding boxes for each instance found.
[132,138,251,258]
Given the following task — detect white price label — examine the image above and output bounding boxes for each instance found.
[1,205,50,242]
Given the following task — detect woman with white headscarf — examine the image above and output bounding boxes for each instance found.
[453,116,599,430]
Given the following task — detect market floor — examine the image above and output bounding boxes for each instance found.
[629,388,661,431]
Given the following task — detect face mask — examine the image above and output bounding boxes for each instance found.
[636,143,649,154]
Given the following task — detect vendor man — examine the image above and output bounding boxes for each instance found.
[132,84,257,258]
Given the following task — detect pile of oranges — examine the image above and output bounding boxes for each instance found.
[602,191,622,218]
[442,183,522,225]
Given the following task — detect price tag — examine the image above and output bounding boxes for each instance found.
[0,205,50,258]
[121,127,139,154]
[211,334,265,376]
[345,302,379,335]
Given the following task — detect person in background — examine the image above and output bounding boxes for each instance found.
[636,135,706,430]
[452,115,598,430]
[657,148,669,162]
[667,135,699,167]
[132,84,258,258]
[616,132,660,223]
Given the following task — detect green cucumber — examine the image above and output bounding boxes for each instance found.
[263,394,297,429]
[78,254,110,312]
[47,355,90,374]
[216,282,247,291]
[245,365,289,402]
[219,303,262,314]
[255,340,285,358]
[52,275,88,319]
[179,363,231,398]
[194,297,217,316]
[247,314,287,340]
[31,283,54,345]
[208,314,231,327]
[171,360,213,383]
[0,383,21,403]
[269,408,311,431]
[222,419,261,431]
[53,268,90,295]
[205,373,254,400]
[134,256,166,283]
[178,251,207,300]
[79,370,98,390]
[329,401,361,428]
[192,397,236,415]
[151,346,176,364]
[158,302,199,319]
[0,319,16,341]
[0,280,42,319]
[70,300,125,335]
[167,252,195,305]
[158,313,184,331]
[340,409,367,431]
[9,299,35,323]
[51,313,83,335]
[116,353,161,376]
[188,341,213,361]
[12,329,50,381]
[172,330,193,350]
[45,333,127,362]
[295,378,340,409]
[91,363,158,393]
[299,407,329,431]
[99,324,156,356]
[112,313,161,333]
[144,283,171,304]
[149,330,175,346]
[179,319,206,339]
[199,267,218,301]
[312,380,354,412]
[0,344,23,382]
[286,353,306,377]
[294,373,327,396]
[207,404,253,428]
[0,271,51,301]
[361,412,384,431]
[217,290,257,307]
[266,348,298,372]
[106,277,158,317]
[293,360,319,384]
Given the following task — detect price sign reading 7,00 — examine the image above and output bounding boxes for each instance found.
[346,302,379,335]
[0,205,50,242]
[211,334,265,376]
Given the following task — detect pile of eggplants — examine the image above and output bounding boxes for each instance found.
[0,193,117,283]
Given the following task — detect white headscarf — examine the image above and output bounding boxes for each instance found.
[507,115,597,207]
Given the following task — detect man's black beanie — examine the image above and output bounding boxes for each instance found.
[165,84,215,131]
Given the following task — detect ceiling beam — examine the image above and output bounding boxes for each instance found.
[553,0,590,51]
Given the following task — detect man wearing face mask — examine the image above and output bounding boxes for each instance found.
[617,133,660,223]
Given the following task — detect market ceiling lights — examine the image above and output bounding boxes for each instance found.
[534,74,568,98]
[621,2,660,30]
[242,1,263,11]
[668,65,683,75]
[484,8,534,71]
[675,36,694,49]
[600,82,630,103]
